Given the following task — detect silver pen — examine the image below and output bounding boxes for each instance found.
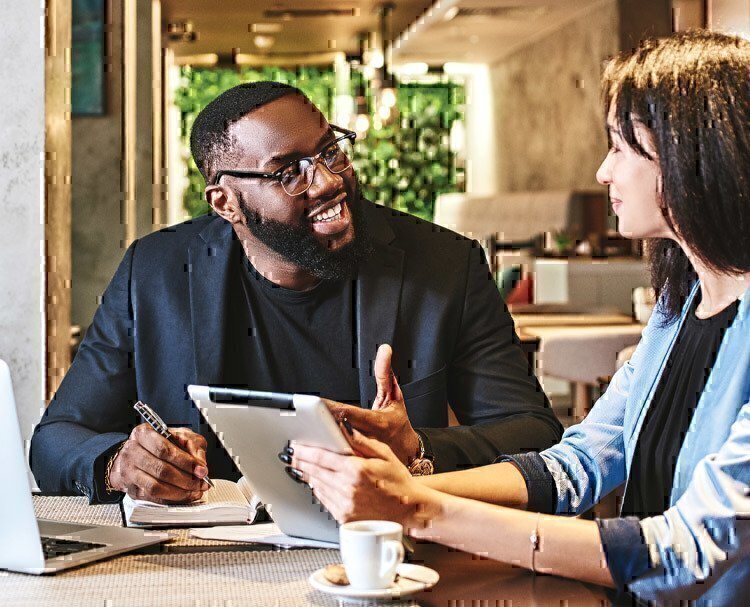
[133,401,215,489]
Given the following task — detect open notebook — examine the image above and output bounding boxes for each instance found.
[123,477,264,527]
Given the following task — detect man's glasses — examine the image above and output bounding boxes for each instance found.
[210,125,356,196]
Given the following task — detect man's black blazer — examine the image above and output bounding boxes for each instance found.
[31,201,561,502]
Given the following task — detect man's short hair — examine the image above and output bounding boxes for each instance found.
[190,81,304,182]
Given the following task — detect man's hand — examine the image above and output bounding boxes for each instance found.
[325,344,420,465]
[107,424,210,504]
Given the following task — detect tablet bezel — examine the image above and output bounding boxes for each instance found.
[188,385,351,544]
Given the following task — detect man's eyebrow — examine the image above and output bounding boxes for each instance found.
[267,129,335,165]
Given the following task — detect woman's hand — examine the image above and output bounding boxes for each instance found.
[291,429,438,528]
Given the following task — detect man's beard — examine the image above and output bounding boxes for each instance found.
[239,186,373,282]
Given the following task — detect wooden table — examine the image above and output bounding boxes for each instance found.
[0,496,610,606]
[512,312,635,328]
[411,543,610,606]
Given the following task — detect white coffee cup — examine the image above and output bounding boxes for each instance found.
[339,520,405,589]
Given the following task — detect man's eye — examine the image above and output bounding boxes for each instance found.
[281,163,304,179]
[323,144,340,162]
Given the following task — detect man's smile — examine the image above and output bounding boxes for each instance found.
[307,192,351,236]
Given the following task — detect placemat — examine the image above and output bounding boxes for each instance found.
[33,496,259,547]
[34,496,121,527]
[1,548,419,607]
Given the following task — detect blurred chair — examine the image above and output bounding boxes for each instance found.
[434,189,607,273]
[525,324,644,420]
[523,288,655,421]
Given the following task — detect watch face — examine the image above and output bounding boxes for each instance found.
[409,458,434,476]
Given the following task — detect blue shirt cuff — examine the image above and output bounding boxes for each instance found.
[597,517,650,588]
[494,452,557,514]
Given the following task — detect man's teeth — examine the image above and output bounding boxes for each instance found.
[310,203,342,223]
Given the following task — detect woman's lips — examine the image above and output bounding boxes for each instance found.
[611,199,623,213]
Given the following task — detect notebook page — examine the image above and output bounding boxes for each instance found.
[123,479,257,526]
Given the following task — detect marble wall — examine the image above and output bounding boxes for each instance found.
[72,0,154,330]
[72,0,125,329]
[490,0,619,192]
[0,3,45,440]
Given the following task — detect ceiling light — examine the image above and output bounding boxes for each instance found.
[173,53,218,66]
[443,6,459,22]
[250,23,283,34]
[166,20,197,43]
[392,62,429,77]
[253,35,275,50]
[443,62,481,75]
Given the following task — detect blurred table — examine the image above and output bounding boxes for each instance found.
[533,257,648,315]
[0,496,610,606]
[513,313,635,327]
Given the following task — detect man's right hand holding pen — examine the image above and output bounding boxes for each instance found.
[106,424,211,504]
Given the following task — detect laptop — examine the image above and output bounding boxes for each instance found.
[0,359,168,574]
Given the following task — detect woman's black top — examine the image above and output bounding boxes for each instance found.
[621,297,740,518]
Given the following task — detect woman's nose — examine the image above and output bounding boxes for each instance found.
[596,151,613,185]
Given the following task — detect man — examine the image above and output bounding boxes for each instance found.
[31,82,561,505]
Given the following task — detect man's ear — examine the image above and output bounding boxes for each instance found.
[206,185,244,224]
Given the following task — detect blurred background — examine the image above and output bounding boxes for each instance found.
[3,0,749,439]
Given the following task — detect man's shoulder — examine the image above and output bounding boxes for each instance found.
[364,201,473,251]
[132,213,224,256]
[124,213,226,277]
[141,213,218,244]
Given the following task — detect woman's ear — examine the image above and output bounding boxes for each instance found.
[206,185,244,224]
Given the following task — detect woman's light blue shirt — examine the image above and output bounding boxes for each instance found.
[540,282,750,604]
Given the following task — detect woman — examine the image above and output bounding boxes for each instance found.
[290,31,750,604]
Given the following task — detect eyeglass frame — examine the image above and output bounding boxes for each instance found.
[209,124,357,195]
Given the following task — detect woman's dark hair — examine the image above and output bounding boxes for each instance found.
[602,30,750,322]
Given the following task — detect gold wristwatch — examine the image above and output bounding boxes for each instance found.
[408,432,434,476]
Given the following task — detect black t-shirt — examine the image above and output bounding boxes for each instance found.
[221,244,360,404]
[621,296,740,518]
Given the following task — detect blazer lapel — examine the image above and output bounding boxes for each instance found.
[188,217,235,385]
[356,203,404,408]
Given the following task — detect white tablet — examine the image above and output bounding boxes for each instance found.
[187,385,352,544]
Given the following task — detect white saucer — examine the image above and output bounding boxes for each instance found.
[309,563,439,600]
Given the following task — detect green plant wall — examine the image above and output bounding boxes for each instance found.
[175,66,464,221]
[353,80,464,220]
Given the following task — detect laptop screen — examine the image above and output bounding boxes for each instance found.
[0,360,46,571]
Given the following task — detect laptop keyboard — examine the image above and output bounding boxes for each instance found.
[40,536,107,559]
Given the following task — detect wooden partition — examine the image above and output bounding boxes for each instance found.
[45,0,72,400]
